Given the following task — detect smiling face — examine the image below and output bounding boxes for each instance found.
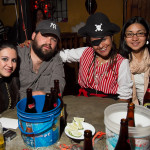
[0,48,17,78]
[124,23,147,52]
[91,36,113,58]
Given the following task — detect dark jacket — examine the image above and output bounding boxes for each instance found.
[0,76,19,114]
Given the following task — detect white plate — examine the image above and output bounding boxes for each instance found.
[65,122,95,140]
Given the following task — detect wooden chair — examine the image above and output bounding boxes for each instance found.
[58,32,84,95]
[59,32,84,49]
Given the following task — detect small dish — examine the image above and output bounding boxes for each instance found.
[65,122,95,140]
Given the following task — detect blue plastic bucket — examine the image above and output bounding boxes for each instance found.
[16,95,61,148]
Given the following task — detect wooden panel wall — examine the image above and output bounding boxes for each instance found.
[124,0,150,24]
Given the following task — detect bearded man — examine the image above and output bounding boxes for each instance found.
[17,20,65,99]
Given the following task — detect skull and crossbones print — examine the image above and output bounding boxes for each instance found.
[95,23,103,32]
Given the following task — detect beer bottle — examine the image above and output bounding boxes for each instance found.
[0,122,5,150]
[54,80,61,98]
[126,102,135,127]
[143,77,150,109]
[54,80,63,109]
[54,80,66,113]
[26,122,35,147]
[54,80,67,136]
[42,93,52,112]
[83,130,93,150]
[115,118,131,150]
[25,88,37,113]
[51,87,58,108]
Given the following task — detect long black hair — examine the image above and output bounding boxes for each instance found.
[119,16,150,60]
[0,41,18,52]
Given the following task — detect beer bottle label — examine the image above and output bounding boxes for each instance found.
[28,103,35,109]
[53,103,57,108]
[58,93,61,97]
[146,88,150,92]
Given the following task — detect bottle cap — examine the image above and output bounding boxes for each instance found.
[84,130,92,137]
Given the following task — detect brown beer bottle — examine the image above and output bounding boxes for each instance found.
[42,93,52,112]
[83,130,93,150]
[54,80,61,98]
[115,118,131,150]
[51,87,58,108]
[25,88,37,113]
[26,122,35,147]
[143,77,150,109]
[54,80,64,109]
[126,102,135,127]
[54,80,67,136]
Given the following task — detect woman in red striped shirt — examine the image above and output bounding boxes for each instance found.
[61,12,133,102]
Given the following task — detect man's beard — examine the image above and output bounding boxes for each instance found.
[32,40,56,61]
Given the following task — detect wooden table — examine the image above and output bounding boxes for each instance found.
[1,95,120,150]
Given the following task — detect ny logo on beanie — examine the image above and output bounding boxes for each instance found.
[95,23,103,32]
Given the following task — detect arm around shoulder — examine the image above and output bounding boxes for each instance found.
[59,47,87,63]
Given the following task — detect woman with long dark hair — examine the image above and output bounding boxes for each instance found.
[0,42,19,113]
[119,16,150,105]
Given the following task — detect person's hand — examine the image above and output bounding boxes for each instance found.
[118,99,130,103]
[19,40,31,48]
[32,91,46,96]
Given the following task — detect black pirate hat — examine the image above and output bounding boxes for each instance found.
[78,12,120,38]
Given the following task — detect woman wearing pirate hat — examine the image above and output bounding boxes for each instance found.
[60,12,133,101]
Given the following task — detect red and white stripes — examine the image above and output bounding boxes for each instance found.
[78,47,124,94]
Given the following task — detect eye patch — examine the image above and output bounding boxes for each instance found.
[91,38,104,46]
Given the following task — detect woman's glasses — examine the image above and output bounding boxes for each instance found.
[125,32,147,38]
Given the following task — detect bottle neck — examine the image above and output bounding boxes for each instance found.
[83,137,93,150]
[54,80,60,95]
[27,89,33,103]
[127,109,135,127]
[126,103,135,127]
[118,120,129,142]
[83,130,93,150]
[115,119,131,150]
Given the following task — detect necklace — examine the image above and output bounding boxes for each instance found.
[5,82,11,109]
[94,58,110,94]
[96,57,109,67]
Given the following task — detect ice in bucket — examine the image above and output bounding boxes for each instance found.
[104,103,150,150]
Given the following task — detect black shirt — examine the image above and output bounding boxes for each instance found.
[0,78,9,113]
